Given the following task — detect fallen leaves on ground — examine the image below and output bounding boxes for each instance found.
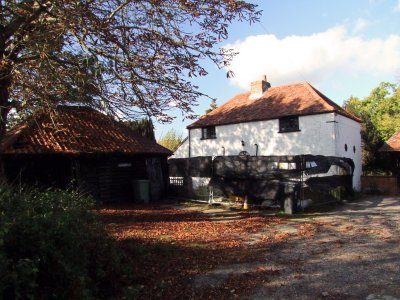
[296,222,319,237]
[98,203,286,299]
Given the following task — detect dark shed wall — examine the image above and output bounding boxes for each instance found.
[4,155,73,188]
[84,157,147,203]
[4,154,169,203]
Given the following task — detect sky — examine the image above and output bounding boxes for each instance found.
[154,0,400,139]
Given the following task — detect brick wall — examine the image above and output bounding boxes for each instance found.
[361,176,399,195]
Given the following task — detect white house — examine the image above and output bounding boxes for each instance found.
[174,76,362,190]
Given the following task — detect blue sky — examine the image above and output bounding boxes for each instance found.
[154,0,400,139]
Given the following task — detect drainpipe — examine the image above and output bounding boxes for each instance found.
[188,129,191,158]
[254,144,259,156]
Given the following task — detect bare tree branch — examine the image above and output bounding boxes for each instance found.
[0,0,260,134]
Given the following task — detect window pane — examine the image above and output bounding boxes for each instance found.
[279,116,299,132]
[201,126,216,139]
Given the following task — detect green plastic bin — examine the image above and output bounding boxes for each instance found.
[133,180,150,203]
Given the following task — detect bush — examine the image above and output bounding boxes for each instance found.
[0,185,131,299]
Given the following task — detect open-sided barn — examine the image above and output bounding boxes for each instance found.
[0,106,172,202]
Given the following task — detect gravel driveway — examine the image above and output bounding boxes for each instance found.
[195,196,400,300]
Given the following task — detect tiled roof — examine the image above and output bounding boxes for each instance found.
[380,130,400,152]
[188,82,359,129]
[0,106,172,156]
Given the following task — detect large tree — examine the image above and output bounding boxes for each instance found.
[0,0,260,136]
[344,82,400,173]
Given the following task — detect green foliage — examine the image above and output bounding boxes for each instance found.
[344,82,400,173]
[157,129,184,152]
[126,118,155,140]
[345,82,400,140]
[205,98,218,114]
[0,185,131,299]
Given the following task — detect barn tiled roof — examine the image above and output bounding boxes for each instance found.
[380,130,400,152]
[188,82,359,129]
[0,106,172,156]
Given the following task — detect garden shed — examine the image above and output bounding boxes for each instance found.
[379,129,400,194]
[0,106,172,202]
[380,129,400,175]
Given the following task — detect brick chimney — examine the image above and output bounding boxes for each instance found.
[249,75,271,100]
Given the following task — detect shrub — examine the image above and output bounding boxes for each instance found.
[0,185,131,299]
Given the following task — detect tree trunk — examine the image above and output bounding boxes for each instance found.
[0,35,12,182]
[0,77,11,182]
[0,76,10,135]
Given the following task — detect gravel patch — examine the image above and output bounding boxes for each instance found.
[192,196,400,299]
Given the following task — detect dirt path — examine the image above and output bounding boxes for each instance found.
[193,196,400,299]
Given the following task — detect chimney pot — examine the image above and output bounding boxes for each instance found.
[250,75,270,100]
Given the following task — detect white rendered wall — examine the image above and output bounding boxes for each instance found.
[186,113,337,157]
[173,112,361,190]
[333,114,362,190]
[172,137,189,158]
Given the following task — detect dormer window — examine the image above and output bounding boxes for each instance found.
[279,116,300,133]
[201,126,216,139]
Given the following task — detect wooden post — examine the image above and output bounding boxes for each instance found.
[243,195,249,210]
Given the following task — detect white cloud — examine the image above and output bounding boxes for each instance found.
[225,26,400,90]
[353,18,368,33]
